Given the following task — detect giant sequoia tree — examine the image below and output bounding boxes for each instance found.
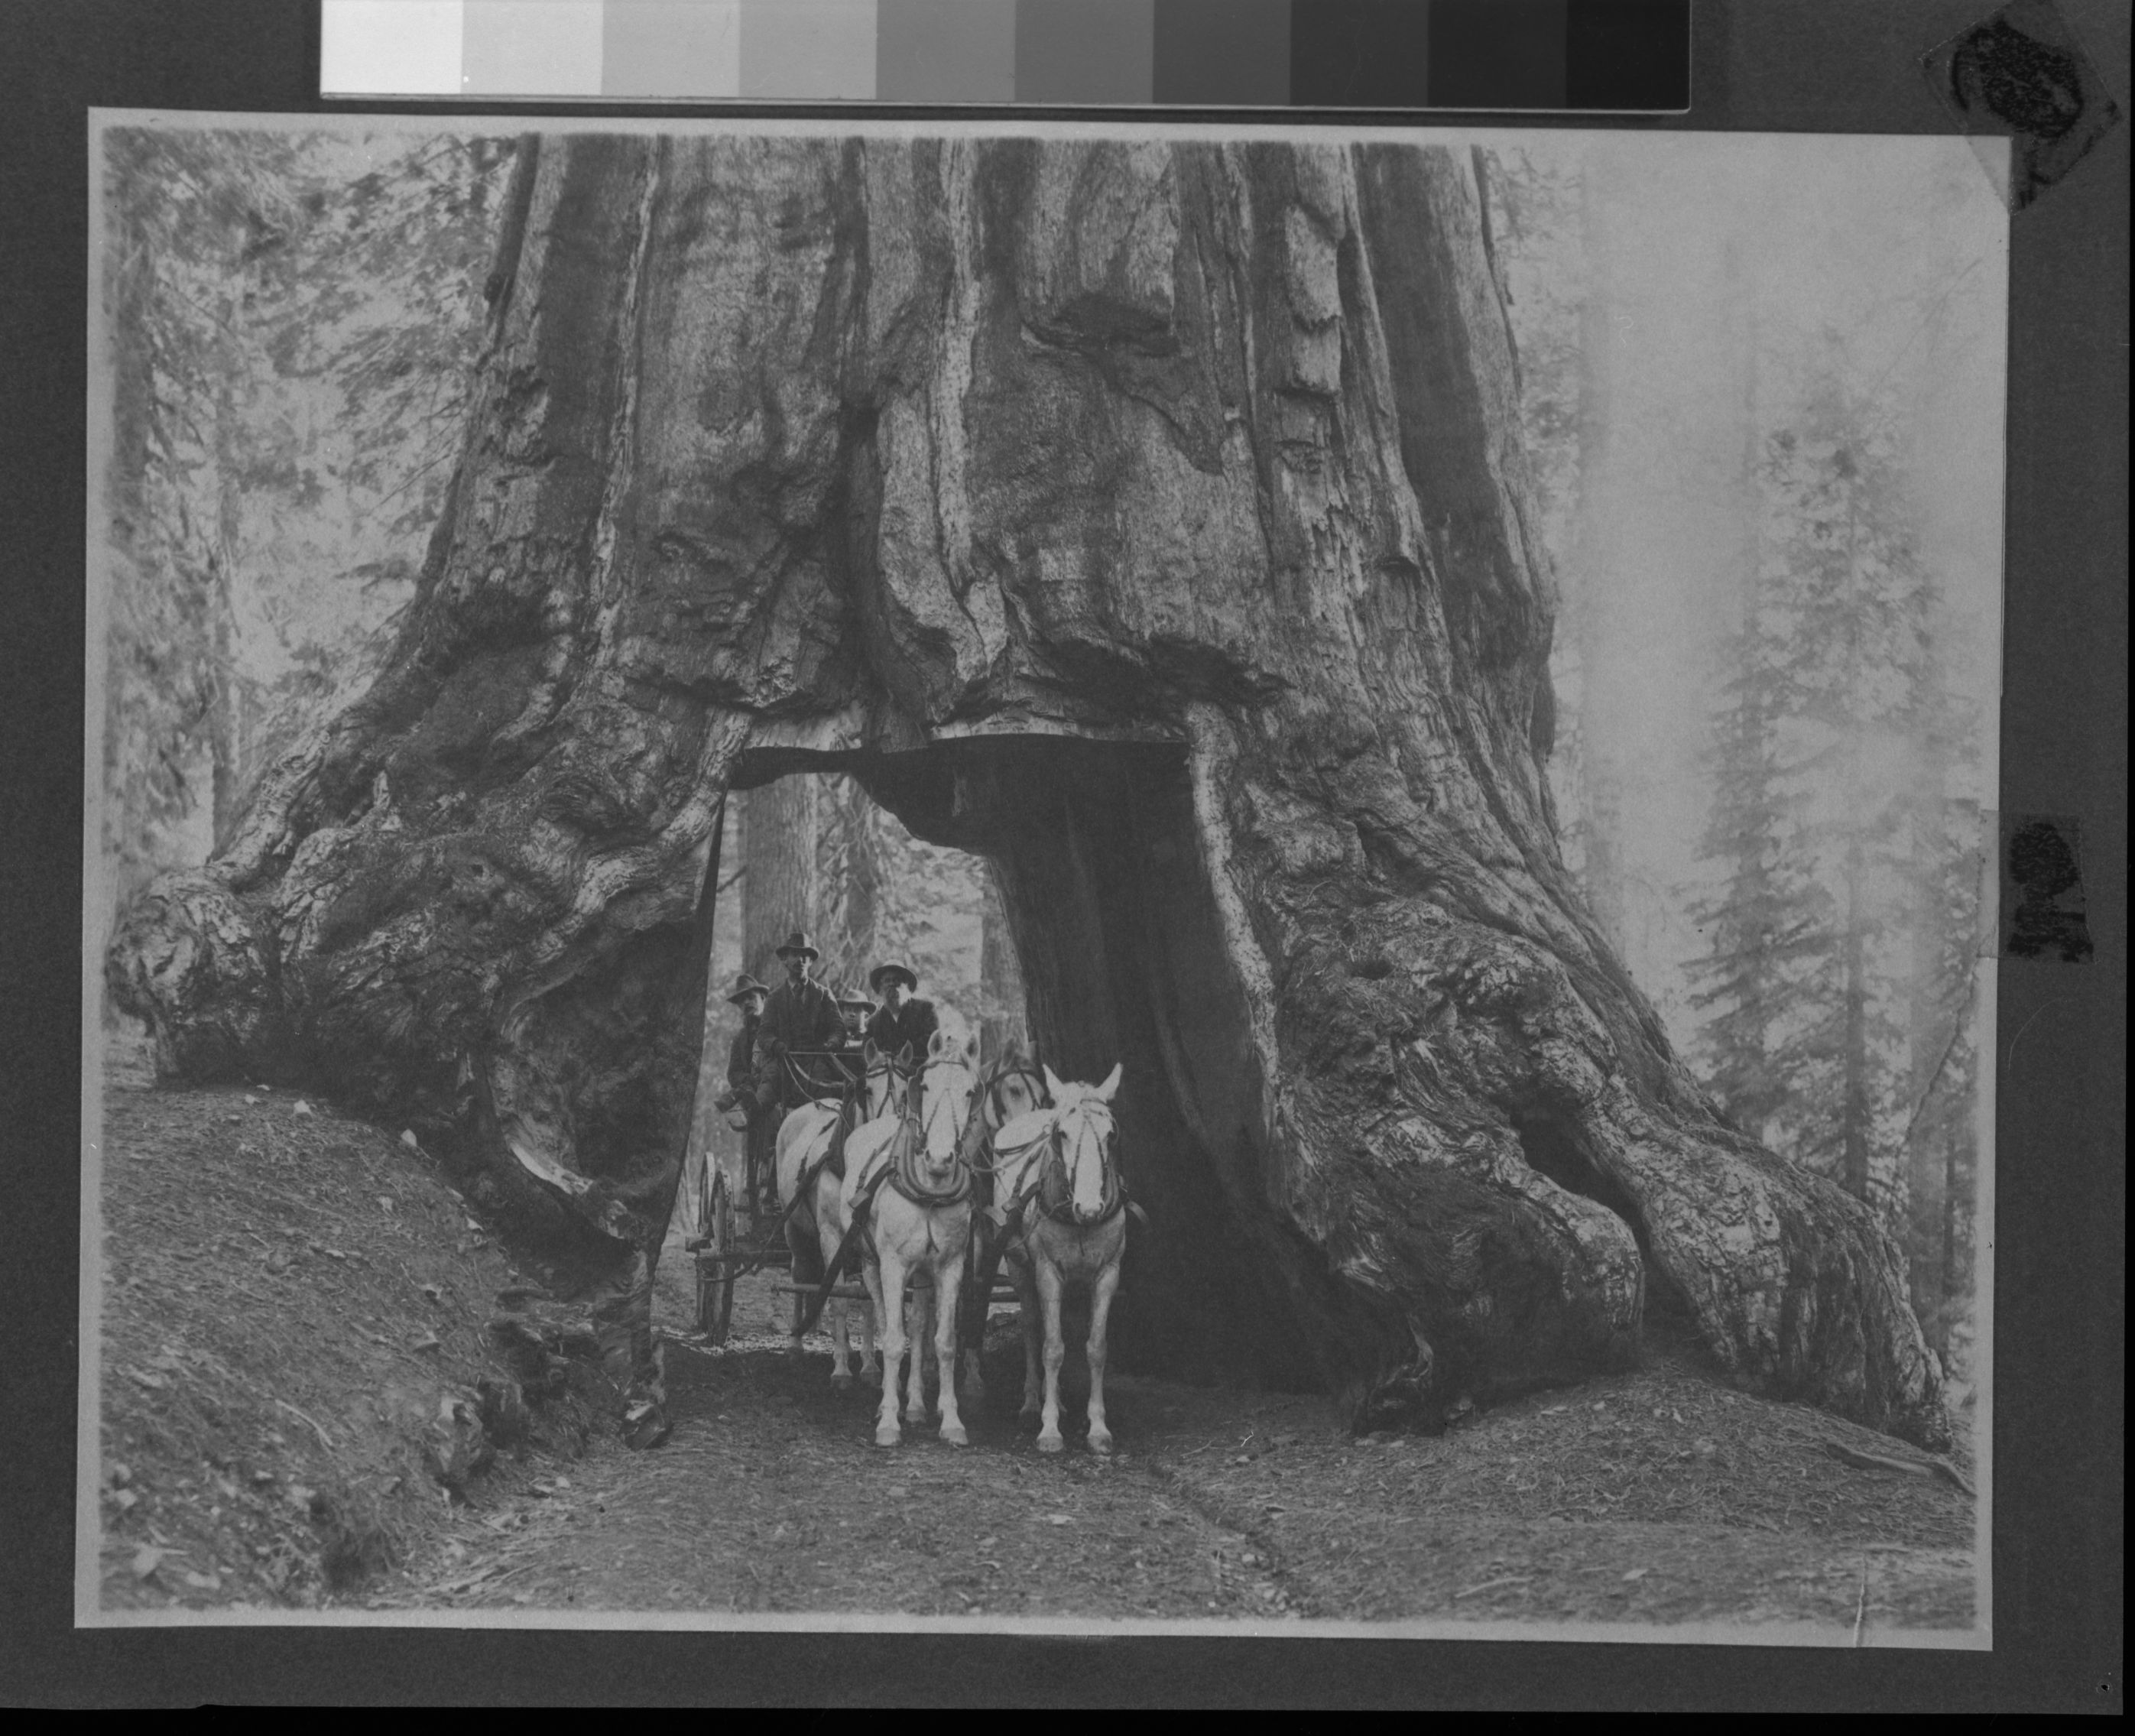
[108,135,1948,1449]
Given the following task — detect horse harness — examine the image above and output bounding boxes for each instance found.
[985,1099,1143,1243]
[779,1050,901,1234]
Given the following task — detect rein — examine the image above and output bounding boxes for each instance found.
[1056,1102,1123,1226]
[967,1061,1052,1177]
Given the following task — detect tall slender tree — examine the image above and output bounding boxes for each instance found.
[742,780,819,985]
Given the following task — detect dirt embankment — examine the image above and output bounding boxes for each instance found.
[95,1049,1978,1632]
[94,1036,625,1610]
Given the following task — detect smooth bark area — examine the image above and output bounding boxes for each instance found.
[107,135,1948,1446]
[741,780,816,983]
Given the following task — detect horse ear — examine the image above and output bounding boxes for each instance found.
[863,1039,880,1064]
[897,1042,914,1069]
[1042,1063,1066,1101]
[962,1031,979,1064]
[1097,1062,1122,1102]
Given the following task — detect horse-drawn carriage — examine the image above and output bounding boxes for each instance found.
[686,1043,1020,1345]
[689,1032,1137,1455]
[686,1046,860,1344]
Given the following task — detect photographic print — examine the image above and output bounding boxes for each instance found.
[83,113,2002,1643]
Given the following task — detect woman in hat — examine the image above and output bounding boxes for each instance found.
[832,986,876,1051]
[863,961,939,1063]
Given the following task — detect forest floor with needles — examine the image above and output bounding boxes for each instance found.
[93,1043,1977,1634]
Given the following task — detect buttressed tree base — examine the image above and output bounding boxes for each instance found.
[109,135,1949,1449]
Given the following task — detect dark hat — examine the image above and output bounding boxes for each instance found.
[725,973,771,1005]
[836,986,875,1011]
[774,930,819,960]
[868,961,918,994]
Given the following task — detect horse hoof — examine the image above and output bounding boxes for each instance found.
[1088,1431,1114,1456]
[940,1423,969,1447]
[874,1425,900,1448]
[830,1372,853,1390]
[1037,1431,1064,1455]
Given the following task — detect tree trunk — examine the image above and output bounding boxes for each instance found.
[105,135,1948,1446]
[742,777,818,984]
[978,861,1027,1066]
[815,774,883,997]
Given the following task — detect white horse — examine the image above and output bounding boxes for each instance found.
[775,1043,907,1386]
[988,1063,1128,1454]
[842,1027,982,1447]
[957,1051,1051,1404]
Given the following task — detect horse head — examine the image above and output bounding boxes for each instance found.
[913,1027,981,1186]
[862,1038,910,1122]
[1040,1063,1122,1223]
[982,1045,1049,1133]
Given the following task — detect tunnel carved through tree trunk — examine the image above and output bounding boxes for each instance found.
[105,133,1948,1448]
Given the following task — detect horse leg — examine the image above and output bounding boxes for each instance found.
[934,1250,969,1446]
[959,1237,989,1407]
[783,1212,812,1361]
[819,1192,852,1388]
[904,1280,933,1424]
[829,1294,852,1386]
[1034,1253,1067,1455]
[856,1274,881,1384]
[1084,1252,1123,1456]
[1014,1254,1043,1427]
[874,1254,907,1448]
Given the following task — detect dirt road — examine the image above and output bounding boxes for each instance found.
[379,1261,1978,1634]
[93,1063,1976,1635]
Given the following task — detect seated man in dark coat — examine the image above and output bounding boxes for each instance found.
[863,962,939,1067]
[754,931,845,1116]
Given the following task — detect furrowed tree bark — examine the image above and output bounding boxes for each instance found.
[107,134,1949,1448]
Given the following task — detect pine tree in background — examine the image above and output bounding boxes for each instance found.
[1688,354,1945,1218]
[1684,619,1825,1143]
[1898,634,1985,1371]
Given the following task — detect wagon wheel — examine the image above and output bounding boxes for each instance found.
[696,1169,737,1345]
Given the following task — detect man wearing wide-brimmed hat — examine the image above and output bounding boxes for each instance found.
[862,960,939,1063]
[709,973,772,1213]
[711,973,771,1115]
[754,931,844,1123]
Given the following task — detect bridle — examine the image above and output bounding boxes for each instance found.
[979,1062,1048,1134]
[889,1053,980,1206]
[1047,1095,1121,1225]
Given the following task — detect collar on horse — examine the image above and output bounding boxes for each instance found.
[886,1057,978,1208]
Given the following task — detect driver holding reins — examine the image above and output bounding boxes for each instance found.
[751,932,845,1206]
